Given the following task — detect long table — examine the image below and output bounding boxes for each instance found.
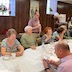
[0,39,72,72]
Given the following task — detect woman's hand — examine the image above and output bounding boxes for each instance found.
[16,52,22,57]
[17,45,24,56]
[30,45,36,50]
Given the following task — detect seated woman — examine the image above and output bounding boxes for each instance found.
[60,25,72,39]
[1,28,24,56]
[20,26,38,50]
[52,27,66,41]
[42,27,53,44]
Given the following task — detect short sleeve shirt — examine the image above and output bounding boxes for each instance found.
[28,18,40,33]
[52,31,59,41]
[1,38,20,52]
[57,55,72,72]
[42,34,53,44]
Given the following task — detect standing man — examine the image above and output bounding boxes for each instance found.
[28,11,41,38]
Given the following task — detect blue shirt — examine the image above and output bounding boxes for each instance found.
[52,31,59,41]
[42,34,53,44]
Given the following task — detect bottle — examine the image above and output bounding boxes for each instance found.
[42,42,46,52]
[42,42,45,48]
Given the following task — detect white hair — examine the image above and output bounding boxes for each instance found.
[24,26,32,32]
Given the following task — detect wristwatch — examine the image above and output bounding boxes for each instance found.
[45,63,51,71]
[45,67,50,71]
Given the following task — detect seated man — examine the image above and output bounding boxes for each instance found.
[20,26,38,50]
[43,41,72,72]
[1,28,24,57]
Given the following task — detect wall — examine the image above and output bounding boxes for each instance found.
[0,0,30,34]
[0,0,72,34]
[57,1,72,20]
[39,0,54,30]
[0,0,54,34]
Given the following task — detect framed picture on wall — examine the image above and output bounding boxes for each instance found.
[30,0,39,18]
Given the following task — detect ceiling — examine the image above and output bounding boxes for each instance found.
[58,0,72,4]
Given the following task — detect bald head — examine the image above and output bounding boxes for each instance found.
[54,41,70,58]
[55,41,70,52]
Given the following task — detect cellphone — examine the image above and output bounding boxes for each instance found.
[44,59,51,68]
[47,63,51,69]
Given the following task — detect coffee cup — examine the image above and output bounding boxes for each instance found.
[12,53,16,59]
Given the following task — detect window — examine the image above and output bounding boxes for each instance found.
[0,0,15,16]
[46,0,58,14]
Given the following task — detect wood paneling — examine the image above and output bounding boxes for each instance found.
[39,0,47,30]
[0,0,72,34]
[0,0,54,34]
[46,14,54,31]
[57,1,72,20]
[39,0,54,30]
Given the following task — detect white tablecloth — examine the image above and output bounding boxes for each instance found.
[0,48,45,72]
[0,39,72,72]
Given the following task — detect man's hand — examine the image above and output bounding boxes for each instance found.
[43,59,51,72]
[48,60,59,67]
[43,59,49,68]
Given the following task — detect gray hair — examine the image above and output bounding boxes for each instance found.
[24,26,32,32]
[6,28,17,37]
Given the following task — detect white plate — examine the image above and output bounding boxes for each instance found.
[2,55,10,60]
